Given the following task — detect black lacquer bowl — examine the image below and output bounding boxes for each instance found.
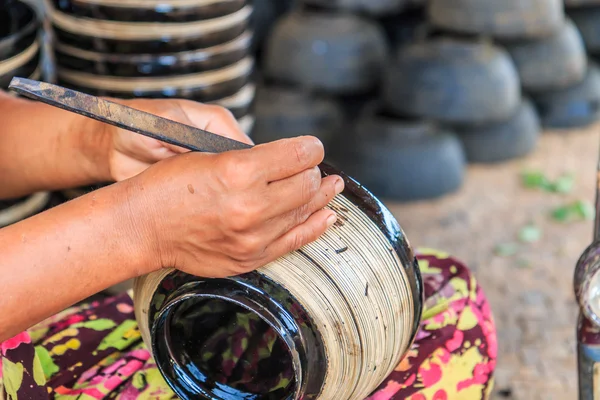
[209,82,255,119]
[53,30,252,77]
[47,2,253,54]
[0,1,41,89]
[48,0,246,23]
[0,191,51,228]
[134,164,423,400]
[56,56,254,102]
[0,0,39,60]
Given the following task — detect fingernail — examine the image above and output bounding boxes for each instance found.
[335,178,344,194]
[327,213,338,227]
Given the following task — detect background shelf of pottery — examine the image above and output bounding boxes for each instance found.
[1,0,600,220]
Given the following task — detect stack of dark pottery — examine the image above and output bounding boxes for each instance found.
[421,0,596,132]
[46,0,255,130]
[0,0,42,89]
[251,0,471,202]
[565,0,600,128]
[44,0,256,199]
[253,2,389,150]
[0,0,54,227]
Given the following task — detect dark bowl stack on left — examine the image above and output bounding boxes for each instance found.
[44,0,256,199]
[0,0,54,227]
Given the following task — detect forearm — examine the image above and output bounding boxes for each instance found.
[0,181,155,341]
[0,90,112,199]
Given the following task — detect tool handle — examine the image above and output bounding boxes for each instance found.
[8,77,253,154]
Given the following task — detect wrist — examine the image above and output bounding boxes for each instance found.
[119,173,166,276]
[73,115,114,184]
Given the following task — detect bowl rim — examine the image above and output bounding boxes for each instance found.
[0,191,50,227]
[209,81,255,108]
[0,39,39,76]
[66,0,243,10]
[57,56,254,92]
[151,280,307,400]
[47,2,253,40]
[0,0,40,57]
[53,29,252,63]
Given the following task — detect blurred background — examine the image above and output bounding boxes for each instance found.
[1,0,599,398]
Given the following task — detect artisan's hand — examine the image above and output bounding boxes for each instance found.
[105,98,252,181]
[130,136,344,278]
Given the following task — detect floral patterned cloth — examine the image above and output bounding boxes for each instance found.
[0,249,497,400]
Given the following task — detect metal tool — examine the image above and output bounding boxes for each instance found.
[575,139,600,399]
[8,77,253,154]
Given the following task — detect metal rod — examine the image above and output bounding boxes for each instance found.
[8,77,253,154]
[595,135,600,242]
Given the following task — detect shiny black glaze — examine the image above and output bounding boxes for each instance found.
[226,100,253,119]
[147,162,423,399]
[51,22,247,54]
[150,272,327,400]
[56,71,251,102]
[49,0,245,22]
[319,163,424,348]
[0,0,39,60]
[54,33,251,77]
[0,52,39,89]
[0,195,29,210]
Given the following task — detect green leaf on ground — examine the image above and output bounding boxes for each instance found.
[521,170,551,190]
[551,200,596,223]
[575,200,595,220]
[519,224,542,243]
[552,173,575,194]
[521,170,575,193]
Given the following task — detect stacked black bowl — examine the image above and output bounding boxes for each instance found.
[0,0,53,227]
[46,0,256,133]
[0,0,43,90]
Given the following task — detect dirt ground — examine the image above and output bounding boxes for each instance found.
[385,124,600,399]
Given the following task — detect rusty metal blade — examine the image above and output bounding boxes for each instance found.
[8,77,253,153]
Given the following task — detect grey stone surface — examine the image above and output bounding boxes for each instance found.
[386,125,600,399]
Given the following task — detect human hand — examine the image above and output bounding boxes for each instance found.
[102,98,252,182]
[129,136,344,278]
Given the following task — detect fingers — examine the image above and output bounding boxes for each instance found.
[262,173,343,223]
[179,103,254,146]
[250,136,325,183]
[261,175,343,245]
[259,209,338,266]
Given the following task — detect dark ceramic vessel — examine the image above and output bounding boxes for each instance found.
[0,0,40,61]
[210,83,255,119]
[49,0,246,23]
[0,33,40,89]
[54,30,252,77]
[0,191,51,228]
[48,4,252,54]
[142,163,423,400]
[56,58,253,102]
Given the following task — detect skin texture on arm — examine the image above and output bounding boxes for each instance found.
[0,90,112,198]
[0,180,153,340]
[0,92,344,341]
[0,91,250,199]
[0,138,343,342]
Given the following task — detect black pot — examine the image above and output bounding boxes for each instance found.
[54,30,252,77]
[0,38,41,89]
[0,0,40,61]
[48,3,252,54]
[209,82,255,119]
[57,56,254,102]
[48,0,246,23]
[134,164,423,400]
[0,191,51,228]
